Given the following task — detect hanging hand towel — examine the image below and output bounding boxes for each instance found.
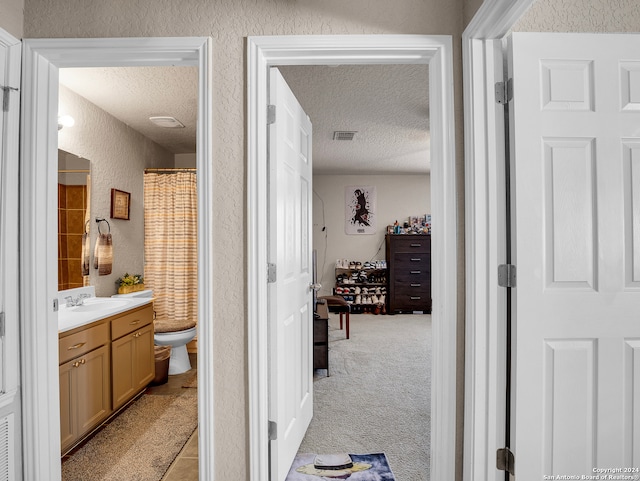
[94,233,113,276]
[81,231,90,276]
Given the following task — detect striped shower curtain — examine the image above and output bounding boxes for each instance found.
[143,172,197,327]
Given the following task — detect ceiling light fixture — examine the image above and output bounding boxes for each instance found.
[149,116,185,128]
[58,115,75,130]
[333,131,357,141]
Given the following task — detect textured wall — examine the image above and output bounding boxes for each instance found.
[515,0,640,31]
[313,174,431,297]
[58,85,173,297]
[0,0,23,39]
[463,0,486,28]
[25,2,464,479]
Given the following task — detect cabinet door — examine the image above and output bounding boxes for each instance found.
[59,345,111,453]
[59,361,76,453]
[75,345,111,437]
[112,324,155,410]
[112,333,136,410]
[133,324,155,391]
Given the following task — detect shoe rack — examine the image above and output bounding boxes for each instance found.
[333,260,387,314]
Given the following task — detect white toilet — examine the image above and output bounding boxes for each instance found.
[113,289,197,375]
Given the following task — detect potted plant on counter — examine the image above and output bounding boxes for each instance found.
[116,273,145,294]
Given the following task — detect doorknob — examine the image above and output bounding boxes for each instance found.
[309,283,322,292]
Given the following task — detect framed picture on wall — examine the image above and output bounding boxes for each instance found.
[110,189,131,220]
[345,185,376,235]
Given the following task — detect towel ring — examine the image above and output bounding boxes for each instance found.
[95,218,111,235]
[84,219,90,234]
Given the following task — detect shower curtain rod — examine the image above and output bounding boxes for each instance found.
[58,169,90,173]
[144,168,196,173]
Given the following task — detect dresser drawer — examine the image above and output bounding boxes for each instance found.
[111,304,153,340]
[388,235,430,254]
[59,322,109,364]
[390,292,431,311]
[314,318,328,343]
[392,253,431,271]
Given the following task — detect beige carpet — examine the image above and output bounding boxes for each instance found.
[62,389,198,481]
[299,313,431,480]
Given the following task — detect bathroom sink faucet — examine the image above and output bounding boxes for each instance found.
[65,293,92,306]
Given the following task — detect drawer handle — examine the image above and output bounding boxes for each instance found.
[67,342,86,350]
[130,320,141,325]
[410,243,422,247]
[411,283,421,287]
[410,296,421,300]
[411,258,421,262]
[410,270,421,274]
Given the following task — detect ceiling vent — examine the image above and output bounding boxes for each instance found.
[333,131,357,141]
[149,116,185,128]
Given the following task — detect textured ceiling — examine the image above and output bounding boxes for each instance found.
[59,64,430,174]
[59,66,198,154]
[280,64,430,174]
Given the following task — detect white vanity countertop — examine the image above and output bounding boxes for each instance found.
[58,292,154,334]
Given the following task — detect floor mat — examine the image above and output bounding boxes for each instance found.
[286,453,396,480]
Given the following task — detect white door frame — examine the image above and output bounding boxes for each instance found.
[462,1,535,479]
[247,35,457,481]
[0,27,22,481]
[20,37,214,480]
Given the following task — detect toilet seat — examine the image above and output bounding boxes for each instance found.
[154,319,197,333]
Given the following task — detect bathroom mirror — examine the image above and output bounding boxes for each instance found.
[58,149,91,290]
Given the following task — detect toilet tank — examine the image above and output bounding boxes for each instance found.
[112,289,153,298]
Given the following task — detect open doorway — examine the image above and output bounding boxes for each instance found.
[246,35,457,481]
[278,64,431,478]
[56,65,200,479]
[19,37,213,480]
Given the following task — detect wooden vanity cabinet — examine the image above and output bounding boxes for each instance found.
[111,304,155,410]
[59,302,155,454]
[59,323,111,454]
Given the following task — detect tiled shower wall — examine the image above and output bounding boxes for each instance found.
[58,183,87,291]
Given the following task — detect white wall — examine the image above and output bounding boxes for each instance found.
[174,152,196,168]
[313,173,430,296]
[58,85,174,296]
[24,1,462,476]
[0,0,23,39]
[514,0,640,31]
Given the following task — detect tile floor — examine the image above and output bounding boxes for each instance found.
[158,352,199,481]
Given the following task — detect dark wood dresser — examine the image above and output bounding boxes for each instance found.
[313,299,329,374]
[385,234,431,313]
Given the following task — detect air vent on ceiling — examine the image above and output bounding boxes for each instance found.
[149,116,185,128]
[333,131,357,141]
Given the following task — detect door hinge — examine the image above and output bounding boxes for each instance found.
[267,263,277,283]
[0,312,4,337]
[495,78,513,105]
[267,104,276,125]
[496,447,515,475]
[498,264,517,288]
[268,420,277,440]
[53,298,59,312]
[2,86,18,112]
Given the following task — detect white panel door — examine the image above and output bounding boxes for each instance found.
[268,67,314,481]
[510,32,640,478]
[0,28,22,481]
